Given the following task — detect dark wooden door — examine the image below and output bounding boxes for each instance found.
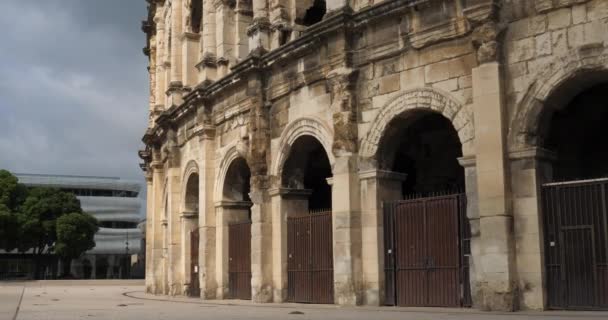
[385,194,468,307]
[542,179,608,310]
[229,221,252,300]
[287,210,333,304]
[190,230,200,296]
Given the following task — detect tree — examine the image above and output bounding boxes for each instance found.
[0,170,25,251]
[17,187,84,255]
[56,212,98,277]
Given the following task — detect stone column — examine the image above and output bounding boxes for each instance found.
[248,0,271,52]
[270,188,312,302]
[198,0,217,82]
[358,169,406,306]
[214,0,236,77]
[151,158,165,294]
[154,10,167,111]
[215,201,252,299]
[250,186,273,302]
[330,155,362,306]
[180,211,199,296]
[144,172,155,292]
[458,156,481,308]
[168,0,185,107]
[509,148,556,310]
[197,124,218,299]
[182,32,201,87]
[167,164,183,295]
[472,61,516,311]
[235,1,253,60]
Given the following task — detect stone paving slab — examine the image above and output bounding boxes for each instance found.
[8,282,608,320]
[0,285,24,320]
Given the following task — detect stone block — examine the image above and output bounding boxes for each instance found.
[584,20,607,44]
[567,24,585,48]
[507,37,535,63]
[535,32,552,56]
[378,73,400,95]
[551,29,569,55]
[434,78,458,92]
[458,75,472,89]
[572,4,587,24]
[548,8,572,30]
[588,0,608,21]
[400,66,425,89]
[425,60,450,83]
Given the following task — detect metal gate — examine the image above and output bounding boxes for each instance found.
[384,193,471,307]
[287,209,333,304]
[229,221,252,300]
[190,229,200,296]
[542,178,608,310]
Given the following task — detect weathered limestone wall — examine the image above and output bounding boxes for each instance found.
[141,0,608,312]
[501,0,608,310]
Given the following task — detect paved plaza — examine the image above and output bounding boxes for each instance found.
[0,281,607,320]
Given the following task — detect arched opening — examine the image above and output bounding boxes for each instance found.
[185,173,199,212]
[378,110,469,307]
[183,172,200,296]
[378,110,464,197]
[536,77,608,310]
[297,0,326,27]
[282,135,332,210]
[281,135,334,304]
[189,0,202,33]
[220,156,252,300]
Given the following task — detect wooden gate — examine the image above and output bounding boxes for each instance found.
[287,210,333,304]
[542,179,608,310]
[190,229,200,296]
[384,193,471,307]
[228,221,252,300]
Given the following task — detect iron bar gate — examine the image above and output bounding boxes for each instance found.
[228,221,252,300]
[542,178,608,310]
[287,209,334,304]
[384,193,471,307]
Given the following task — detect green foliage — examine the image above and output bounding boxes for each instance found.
[0,169,18,208]
[0,204,19,251]
[56,212,99,259]
[18,187,85,253]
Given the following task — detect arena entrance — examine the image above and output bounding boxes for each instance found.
[539,82,608,310]
[222,157,252,300]
[378,111,471,307]
[282,136,334,304]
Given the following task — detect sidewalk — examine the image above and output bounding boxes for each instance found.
[125,290,608,318]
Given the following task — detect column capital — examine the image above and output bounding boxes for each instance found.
[457,156,477,168]
[508,147,557,162]
[358,169,407,182]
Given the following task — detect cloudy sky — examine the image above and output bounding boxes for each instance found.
[0,1,149,182]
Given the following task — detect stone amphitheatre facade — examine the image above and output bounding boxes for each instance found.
[140,0,608,311]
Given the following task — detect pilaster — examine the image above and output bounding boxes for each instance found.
[358,169,407,306]
[472,58,517,310]
[197,120,218,299]
[330,155,362,306]
[250,185,273,302]
[248,0,271,52]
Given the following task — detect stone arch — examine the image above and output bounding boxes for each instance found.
[182,160,200,213]
[359,87,474,161]
[214,143,250,203]
[509,44,608,150]
[270,116,335,182]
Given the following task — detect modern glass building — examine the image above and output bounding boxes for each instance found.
[14,173,144,279]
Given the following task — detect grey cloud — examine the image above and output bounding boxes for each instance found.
[0,0,149,181]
